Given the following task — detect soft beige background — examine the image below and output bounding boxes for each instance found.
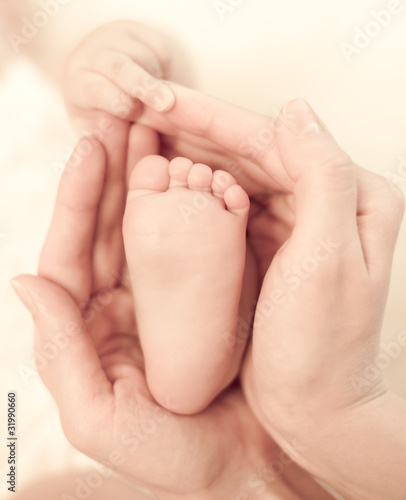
[1,0,405,498]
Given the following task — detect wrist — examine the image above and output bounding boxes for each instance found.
[264,390,406,500]
[246,365,389,451]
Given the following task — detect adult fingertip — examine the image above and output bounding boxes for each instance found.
[10,275,36,314]
[151,83,175,112]
[275,98,355,185]
[277,98,325,137]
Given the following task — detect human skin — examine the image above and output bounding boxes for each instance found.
[12,87,406,498]
[63,20,175,134]
[122,154,252,415]
[242,100,406,500]
[11,117,331,500]
[9,11,405,498]
[136,87,406,499]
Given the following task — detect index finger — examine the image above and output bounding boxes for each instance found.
[157,82,294,190]
[38,138,106,305]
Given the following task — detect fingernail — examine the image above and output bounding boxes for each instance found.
[281,99,323,136]
[10,279,35,314]
[152,87,175,112]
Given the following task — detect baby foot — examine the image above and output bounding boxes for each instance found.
[123,155,250,414]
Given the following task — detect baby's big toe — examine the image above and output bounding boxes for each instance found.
[128,155,170,200]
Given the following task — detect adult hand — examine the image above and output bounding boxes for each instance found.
[241,100,406,500]
[11,124,331,500]
[139,87,406,498]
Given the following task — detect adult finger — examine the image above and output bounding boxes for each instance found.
[91,113,130,291]
[141,82,294,191]
[275,99,360,254]
[10,274,113,450]
[139,106,284,193]
[38,138,106,305]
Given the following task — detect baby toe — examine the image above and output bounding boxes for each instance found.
[187,163,213,192]
[212,170,237,199]
[169,157,193,188]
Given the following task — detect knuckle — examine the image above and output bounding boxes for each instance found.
[306,151,354,187]
[313,151,353,175]
[364,174,406,238]
[106,56,129,81]
[89,50,130,82]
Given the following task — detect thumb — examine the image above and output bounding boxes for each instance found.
[10,275,112,430]
[276,99,359,248]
